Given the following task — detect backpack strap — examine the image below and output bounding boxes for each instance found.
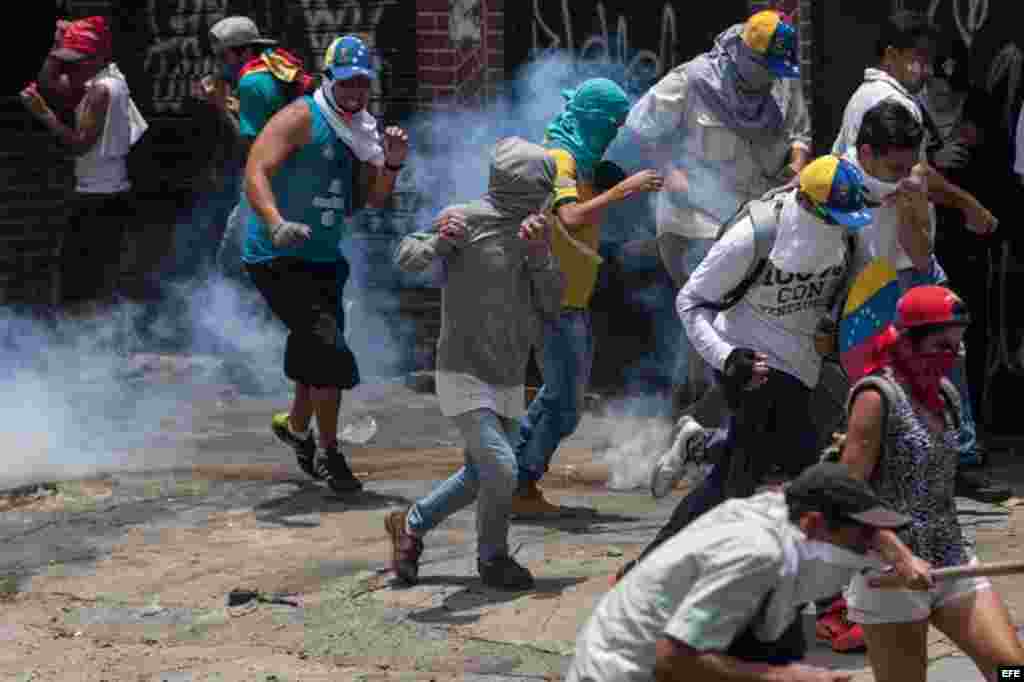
[825,233,857,321]
[823,373,899,464]
[938,377,963,431]
[706,195,784,311]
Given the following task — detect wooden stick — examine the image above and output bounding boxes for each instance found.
[869,559,1024,589]
[931,560,1024,581]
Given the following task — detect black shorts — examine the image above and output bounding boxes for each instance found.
[60,192,131,304]
[245,257,360,390]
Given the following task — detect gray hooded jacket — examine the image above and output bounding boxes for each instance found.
[395,138,565,410]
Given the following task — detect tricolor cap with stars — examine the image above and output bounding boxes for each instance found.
[742,10,800,79]
[799,155,873,230]
[323,35,376,81]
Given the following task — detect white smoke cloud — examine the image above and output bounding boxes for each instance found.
[0,50,690,489]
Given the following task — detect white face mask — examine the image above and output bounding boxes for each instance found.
[860,171,902,204]
[861,169,926,206]
[792,539,882,606]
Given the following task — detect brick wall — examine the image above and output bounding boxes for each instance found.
[416,0,503,108]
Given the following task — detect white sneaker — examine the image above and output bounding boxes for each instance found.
[650,416,708,499]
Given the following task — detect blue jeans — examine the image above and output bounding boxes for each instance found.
[407,409,519,562]
[898,258,979,462]
[516,310,593,485]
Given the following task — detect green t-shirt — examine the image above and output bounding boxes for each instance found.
[238,69,288,139]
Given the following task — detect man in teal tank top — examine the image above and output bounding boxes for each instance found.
[242,35,409,493]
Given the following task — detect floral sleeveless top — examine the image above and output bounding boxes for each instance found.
[852,368,966,568]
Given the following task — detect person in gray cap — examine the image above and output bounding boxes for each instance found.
[194,16,318,279]
[566,461,931,682]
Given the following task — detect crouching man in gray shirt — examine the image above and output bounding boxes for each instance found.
[568,462,932,682]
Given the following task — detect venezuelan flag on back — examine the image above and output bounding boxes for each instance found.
[839,258,900,381]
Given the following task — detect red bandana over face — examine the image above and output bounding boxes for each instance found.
[890,341,957,416]
[874,286,969,417]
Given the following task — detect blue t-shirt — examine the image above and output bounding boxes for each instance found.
[242,96,355,264]
[237,68,288,139]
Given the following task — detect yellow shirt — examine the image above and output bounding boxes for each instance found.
[547,148,604,309]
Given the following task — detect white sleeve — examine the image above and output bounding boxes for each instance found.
[625,67,690,143]
[1015,107,1024,178]
[676,219,757,371]
[783,80,812,151]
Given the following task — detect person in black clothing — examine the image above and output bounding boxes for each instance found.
[923,36,1012,503]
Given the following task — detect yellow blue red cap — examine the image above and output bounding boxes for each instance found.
[799,155,872,230]
[742,10,800,79]
[323,35,376,80]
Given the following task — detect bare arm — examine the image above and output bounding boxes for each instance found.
[557,169,663,229]
[654,636,848,682]
[36,57,70,105]
[366,126,409,208]
[919,161,997,233]
[192,76,246,152]
[890,186,934,272]
[839,387,884,482]
[32,82,109,155]
[789,145,811,176]
[243,100,312,227]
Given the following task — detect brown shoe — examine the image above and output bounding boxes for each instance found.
[510,481,564,518]
[385,508,423,585]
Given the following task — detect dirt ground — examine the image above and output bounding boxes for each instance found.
[0,441,628,682]
[3,378,1024,682]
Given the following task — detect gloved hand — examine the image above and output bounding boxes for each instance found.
[721,348,767,406]
[932,139,969,170]
[268,220,312,248]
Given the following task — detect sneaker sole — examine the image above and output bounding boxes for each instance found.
[650,418,703,499]
[649,463,681,500]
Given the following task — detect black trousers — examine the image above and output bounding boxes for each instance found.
[60,192,131,304]
[246,257,360,390]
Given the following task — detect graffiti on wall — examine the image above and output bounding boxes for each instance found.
[142,0,395,114]
[449,0,482,49]
[531,0,678,83]
[928,0,989,47]
[893,0,1020,126]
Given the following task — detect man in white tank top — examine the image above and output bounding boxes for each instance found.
[20,16,147,312]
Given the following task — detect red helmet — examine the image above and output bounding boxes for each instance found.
[895,285,970,330]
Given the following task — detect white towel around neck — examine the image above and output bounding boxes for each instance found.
[313,84,385,167]
[767,192,848,274]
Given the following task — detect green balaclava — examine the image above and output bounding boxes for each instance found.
[544,78,631,180]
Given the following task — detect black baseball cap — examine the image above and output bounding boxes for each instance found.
[785,462,911,529]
